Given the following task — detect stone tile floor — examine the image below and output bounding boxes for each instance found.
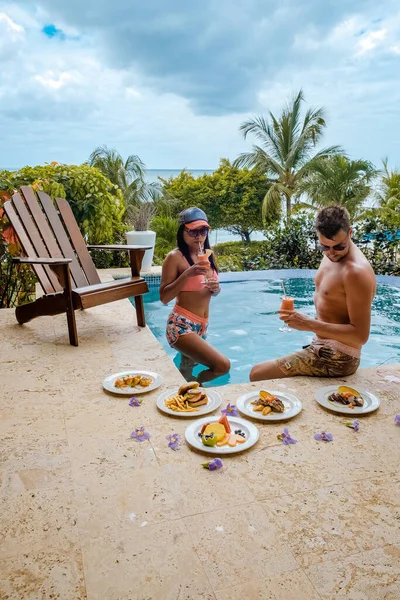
[1,297,399,599]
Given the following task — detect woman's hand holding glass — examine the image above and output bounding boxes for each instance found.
[184,261,209,278]
[204,279,220,295]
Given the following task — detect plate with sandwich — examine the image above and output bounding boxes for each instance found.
[156,381,222,417]
[315,385,380,415]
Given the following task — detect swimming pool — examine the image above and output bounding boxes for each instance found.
[141,275,400,387]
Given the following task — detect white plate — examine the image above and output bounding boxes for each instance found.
[185,416,259,454]
[236,390,302,421]
[315,385,381,415]
[103,370,162,395]
[157,388,222,417]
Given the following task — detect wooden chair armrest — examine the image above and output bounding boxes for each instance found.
[12,257,73,265]
[87,245,151,251]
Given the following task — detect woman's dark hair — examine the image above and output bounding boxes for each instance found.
[177,224,218,272]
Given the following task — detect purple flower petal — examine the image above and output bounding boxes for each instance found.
[315,431,333,442]
[395,414,400,425]
[129,397,142,407]
[166,433,181,451]
[221,403,239,417]
[353,420,360,432]
[130,427,150,442]
[202,458,223,470]
[278,428,297,445]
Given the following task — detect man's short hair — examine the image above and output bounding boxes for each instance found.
[315,205,351,239]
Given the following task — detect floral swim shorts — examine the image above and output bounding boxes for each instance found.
[166,305,208,348]
[276,338,360,378]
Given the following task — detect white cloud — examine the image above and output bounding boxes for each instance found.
[356,28,387,54]
[0,11,24,32]
[0,1,399,171]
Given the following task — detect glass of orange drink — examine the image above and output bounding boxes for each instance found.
[198,244,212,284]
[279,295,294,332]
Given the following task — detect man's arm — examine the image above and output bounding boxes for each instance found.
[280,268,375,346]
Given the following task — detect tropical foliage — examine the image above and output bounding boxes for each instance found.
[235,90,341,220]
[295,155,377,219]
[214,213,320,271]
[88,145,161,230]
[152,216,179,262]
[1,163,126,244]
[161,159,273,241]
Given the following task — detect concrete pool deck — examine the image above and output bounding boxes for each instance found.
[1,269,400,599]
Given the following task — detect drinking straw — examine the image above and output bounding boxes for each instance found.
[281,281,287,298]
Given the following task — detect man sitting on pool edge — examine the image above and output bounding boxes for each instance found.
[250,205,376,381]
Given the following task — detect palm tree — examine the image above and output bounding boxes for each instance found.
[88,145,159,207]
[375,158,400,207]
[295,155,377,220]
[234,90,342,221]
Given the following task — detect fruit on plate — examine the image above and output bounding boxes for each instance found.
[251,390,285,413]
[200,417,246,448]
[203,423,226,442]
[202,432,218,447]
[217,430,247,447]
[329,386,364,407]
[218,414,231,433]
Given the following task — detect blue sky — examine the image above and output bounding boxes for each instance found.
[0,1,399,170]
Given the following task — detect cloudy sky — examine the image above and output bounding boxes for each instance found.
[1,0,399,170]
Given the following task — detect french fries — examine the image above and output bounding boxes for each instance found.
[164,394,199,412]
[164,386,209,412]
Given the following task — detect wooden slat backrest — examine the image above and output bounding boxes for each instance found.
[55,197,100,285]
[10,192,62,292]
[3,200,57,294]
[20,186,64,260]
[37,191,89,288]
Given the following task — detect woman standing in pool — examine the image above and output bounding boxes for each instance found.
[160,207,230,383]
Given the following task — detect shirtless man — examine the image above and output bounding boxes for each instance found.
[250,205,376,381]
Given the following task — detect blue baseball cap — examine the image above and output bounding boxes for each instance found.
[178,207,210,230]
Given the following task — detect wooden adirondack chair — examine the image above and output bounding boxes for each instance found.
[3,186,151,346]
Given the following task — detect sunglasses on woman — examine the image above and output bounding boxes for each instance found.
[184,227,209,238]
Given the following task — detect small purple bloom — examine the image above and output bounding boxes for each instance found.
[129,397,142,407]
[277,427,297,445]
[202,458,223,470]
[130,427,150,442]
[314,431,333,442]
[344,420,359,431]
[221,403,239,417]
[166,433,181,451]
[395,414,400,425]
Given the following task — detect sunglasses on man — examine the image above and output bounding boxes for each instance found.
[318,241,348,252]
[184,227,209,238]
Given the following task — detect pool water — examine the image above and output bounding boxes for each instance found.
[142,278,400,387]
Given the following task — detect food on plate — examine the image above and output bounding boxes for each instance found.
[165,382,208,412]
[328,385,364,407]
[198,415,246,448]
[251,390,285,414]
[114,374,153,389]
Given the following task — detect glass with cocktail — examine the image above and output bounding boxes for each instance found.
[198,243,213,284]
[279,295,294,332]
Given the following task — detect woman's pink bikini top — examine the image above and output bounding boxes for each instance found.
[179,253,219,292]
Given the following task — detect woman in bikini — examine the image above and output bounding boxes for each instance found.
[160,207,230,383]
